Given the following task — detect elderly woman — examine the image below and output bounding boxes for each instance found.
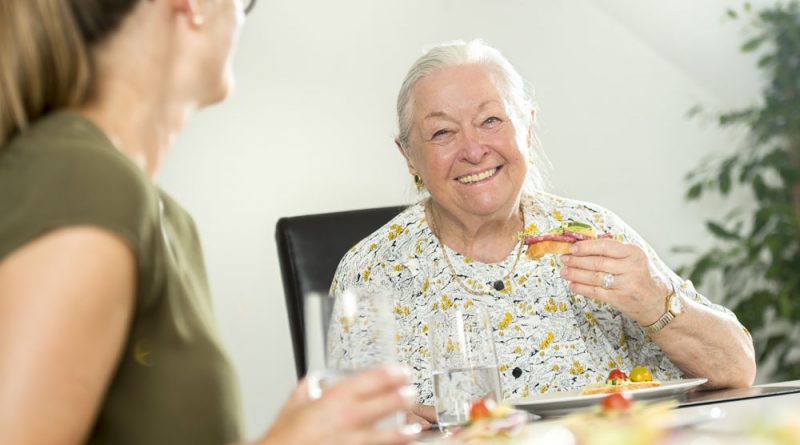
[331,40,756,423]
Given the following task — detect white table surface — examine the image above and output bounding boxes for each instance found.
[416,380,800,444]
[672,380,800,443]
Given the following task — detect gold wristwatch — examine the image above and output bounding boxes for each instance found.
[642,291,683,335]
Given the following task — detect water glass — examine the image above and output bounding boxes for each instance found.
[428,302,502,430]
[304,289,417,432]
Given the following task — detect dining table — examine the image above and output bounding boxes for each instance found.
[415,380,800,444]
[658,379,800,444]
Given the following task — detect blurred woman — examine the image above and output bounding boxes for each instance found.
[331,40,756,424]
[0,1,415,444]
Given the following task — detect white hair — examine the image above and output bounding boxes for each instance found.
[396,39,550,193]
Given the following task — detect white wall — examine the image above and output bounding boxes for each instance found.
[158,0,764,438]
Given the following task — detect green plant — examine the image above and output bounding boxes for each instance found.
[679,1,800,381]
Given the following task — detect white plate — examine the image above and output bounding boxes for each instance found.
[508,378,707,416]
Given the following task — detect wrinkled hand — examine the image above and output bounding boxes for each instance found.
[559,239,670,326]
[260,365,418,445]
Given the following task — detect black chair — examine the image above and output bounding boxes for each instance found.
[275,206,405,379]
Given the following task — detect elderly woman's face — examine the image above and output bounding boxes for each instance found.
[404,64,529,220]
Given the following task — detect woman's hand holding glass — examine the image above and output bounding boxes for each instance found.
[261,365,417,445]
[559,239,671,326]
[305,290,422,437]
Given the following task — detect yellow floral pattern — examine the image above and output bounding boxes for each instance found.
[330,192,741,404]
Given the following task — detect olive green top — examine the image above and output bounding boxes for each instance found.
[0,112,243,444]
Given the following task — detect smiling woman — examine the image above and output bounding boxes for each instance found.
[329,39,757,429]
[400,64,529,240]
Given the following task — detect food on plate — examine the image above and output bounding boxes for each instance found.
[607,368,628,383]
[600,392,633,411]
[580,368,661,395]
[450,397,529,443]
[522,222,612,259]
[564,394,676,445]
[469,397,497,420]
[629,366,654,383]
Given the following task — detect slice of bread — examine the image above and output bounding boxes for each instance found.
[580,380,662,395]
[525,240,574,259]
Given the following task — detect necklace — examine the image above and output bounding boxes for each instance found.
[427,201,525,296]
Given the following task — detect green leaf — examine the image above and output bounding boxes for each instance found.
[752,174,769,200]
[758,54,775,68]
[764,232,784,258]
[761,335,787,363]
[671,245,697,254]
[741,35,767,52]
[739,159,762,182]
[786,364,800,381]
[686,105,704,119]
[778,292,793,318]
[686,182,704,200]
[766,261,782,279]
[750,208,774,239]
[727,8,739,19]
[734,290,771,332]
[688,253,717,286]
[706,221,741,240]
[761,148,788,167]
[719,109,756,126]
[719,167,732,195]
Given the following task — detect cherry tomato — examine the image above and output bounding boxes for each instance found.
[469,397,497,420]
[601,392,633,411]
[629,366,653,382]
[607,369,628,381]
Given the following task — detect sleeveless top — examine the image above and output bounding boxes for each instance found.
[0,112,242,444]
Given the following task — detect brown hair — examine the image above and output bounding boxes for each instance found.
[0,0,140,147]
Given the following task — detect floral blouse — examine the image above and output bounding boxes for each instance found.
[330,192,740,404]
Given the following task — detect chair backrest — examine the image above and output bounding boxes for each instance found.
[275,205,405,379]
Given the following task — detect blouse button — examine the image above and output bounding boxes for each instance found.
[512,367,523,378]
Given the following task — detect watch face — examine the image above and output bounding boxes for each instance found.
[669,294,683,315]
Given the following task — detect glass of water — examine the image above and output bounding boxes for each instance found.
[428,301,502,431]
[304,289,419,433]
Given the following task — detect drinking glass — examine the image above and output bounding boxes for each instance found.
[428,302,502,431]
[304,289,418,432]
